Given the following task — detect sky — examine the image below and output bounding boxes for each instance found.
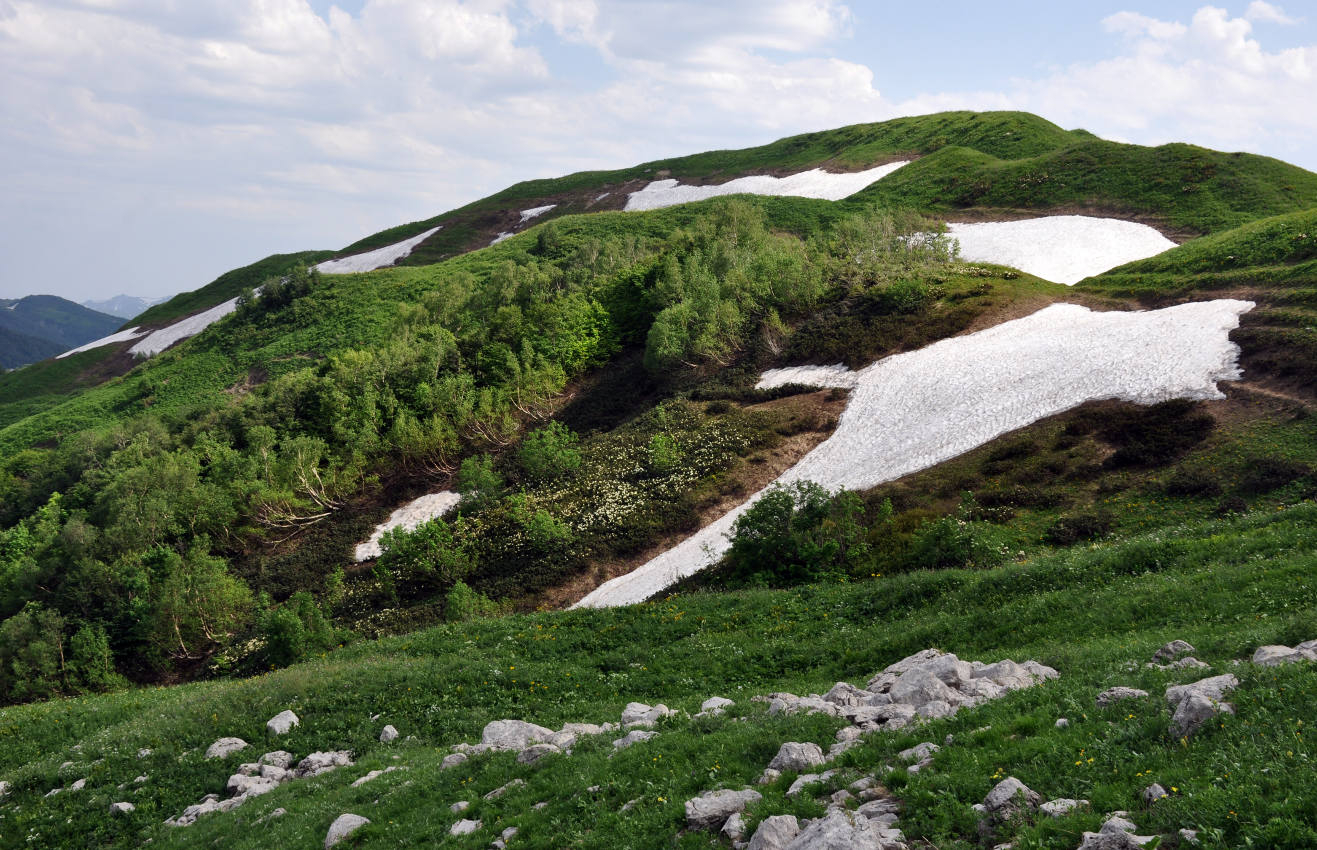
[1,1,1315,303]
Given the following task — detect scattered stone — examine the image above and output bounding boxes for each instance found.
[137,748,151,759]
[325,813,370,849]
[612,730,658,751]
[1179,828,1200,844]
[786,771,836,797]
[824,681,871,707]
[481,720,555,751]
[757,768,782,785]
[784,809,892,849]
[351,767,402,787]
[205,738,248,760]
[621,702,676,728]
[379,725,399,743]
[697,696,734,717]
[979,776,1041,840]
[255,807,287,824]
[768,742,826,773]
[266,710,300,736]
[484,779,524,800]
[1142,783,1167,804]
[68,778,86,792]
[533,801,549,811]
[492,825,519,849]
[110,802,135,814]
[831,789,855,805]
[722,812,748,842]
[684,788,762,831]
[441,753,469,770]
[516,744,561,765]
[1055,718,1070,729]
[450,819,482,836]
[561,722,604,737]
[1170,693,1235,739]
[451,801,470,813]
[898,742,939,763]
[1096,687,1148,707]
[1165,674,1238,708]
[297,751,354,778]
[618,799,637,813]
[856,798,900,821]
[748,814,801,850]
[1253,643,1317,667]
[1152,640,1196,664]
[1040,798,1088,817]
[260,751,295,769]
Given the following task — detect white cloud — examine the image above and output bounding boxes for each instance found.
[1245,1,1298,25]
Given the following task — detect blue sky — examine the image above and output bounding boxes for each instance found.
[1,1,1315,303]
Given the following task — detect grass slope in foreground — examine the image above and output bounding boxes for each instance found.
[0,502,1315,849]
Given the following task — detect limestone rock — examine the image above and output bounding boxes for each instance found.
[516,744,561,765]
[204,738,248,760]
[110,802,135,814]
[484,779,524,800]
[297,751,354,778]
[560,722,604,737]
[748,814,801,850]
[481,720,555,751]
[1096,687,1148,707]
[260,751,294,769]
[757,768,782,785]
[782,809,887,849]
[1141,783,1167,804]
[722,811,748,842]
[1170,692,1234,738]
[684,788,762,831]
[441,752,468,770]
[266,710,299,736]
[823,682,870,707]
[612,730,658,751]
[325,814,370,849]
[450,818,482,836]
[68,778,86,792]
[1253,644,1317,667]
[451,801,470,813]
[1152,640,1195,664]
[786,771,836,797]
[1040,798,1087,817]
[898,742,939,763]
[1165,674,1238,708]
[768,742,826,773]
[621,702,675,728]
[379,725,399,743]
[698,696,735,716]
[1055,718,1070,729]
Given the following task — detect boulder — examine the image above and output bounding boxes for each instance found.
[823,682,870,707]
[0,780,9,797]
[451,801,470,813]
[781,809,887,849]
[450,818,482,836]
[1253,644,1317,667]
[621,702,675,728]
[204,738,248,760]
[612,730,658,750]
[296,751,354,778]
[484,778,524,800]
[684,788,762,831]
[492,825,519,849]
[1170,692,1234,738]
[898,742,939,763]
[767,742,826,773]
[259,751,294,769]
[325,814,369,849]
[757,768,782,785]
[748,814,801,850]
[1165,674,1238,708]
[972,660,1035,691]
[786,771,835,797]
[1152,640,1196,664]
[1096,687,1148,708]
[1055,718,1070,729]
[698,696,735,716]
[889,670,960,709]
[1040,798,1087,817]
[561,722,604,737]
[516,744,561,765]
[481,720,555,751]
[379,725,399,743]
[110,802,135,814]
[265,710,299,736]
[922,653,975,688]
[1141,783,1167,804]
[982,777,1041,819]
[722,811,748,842]
[68,778,86,792]
[441,752,468,770]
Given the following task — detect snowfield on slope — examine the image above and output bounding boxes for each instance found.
[947,216,1176,284]
[129,296,248,357]
[354,491,462,561]
[624,162,909,212]
[575,299,1254,608]
[315,226,441,275]
[56,326,147,359]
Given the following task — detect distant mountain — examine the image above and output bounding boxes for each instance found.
[0,295,122,368]
[80,294,166,320]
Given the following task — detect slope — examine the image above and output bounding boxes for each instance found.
[0,326,64,371]
[0,296,121,352]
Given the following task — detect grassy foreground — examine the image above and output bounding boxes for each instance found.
[1,502,1314,849]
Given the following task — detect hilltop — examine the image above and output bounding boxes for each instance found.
[0,296,122,370]
[0,110,1315,848]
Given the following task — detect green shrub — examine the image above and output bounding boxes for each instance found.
[1164,468,1225,497]
[518,421,582,482]
[260,591,336,668]
[378,517,477,593]
[456,454,504,511]
[1043,511,1114,546]
[723,481,868,587]
[444,580,504,622]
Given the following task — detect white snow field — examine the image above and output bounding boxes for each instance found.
[519,204,556,223]
[946,216,1176,285]
[624,162,909,212]
[353,491,462,562]
[129,296,247,357]
[315,226,442,275]
[575,298,1254,608]
[56,326,147,359]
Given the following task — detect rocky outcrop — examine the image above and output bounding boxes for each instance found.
[767,742,826,773]
[1164,674,1237,738]
[1252,641,1317,667]
[266,710,299,736]
[325,814,369,849]
[748,814,800,850]
[1096,687,1148,707]
[684,788,762,831]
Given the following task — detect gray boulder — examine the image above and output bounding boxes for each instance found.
[749,814,801,850]
[621,702,675,728]
[484,778,524,800]
[1170,692,1234,738]
[440,752,468,770]
[898,742,939,763]
[889,670,961,709]
[379,724,399,743]
[204,738,248,760]
[259,751,294,769]
[823,682,870,707]
[296,751,354,778]
[265,710,299,736]
[1141,783,1167,804]
[450,818,482,836]
[325,814,370,849]
[612,729,658,750]
[786,770,836,797]
[722,812,748,842]
[1253,644,1317,667]
[684,788,762,831]
[110,801,135,814]
[516,744,561,765]
[768,742,826,773]
[1040,798,1087,817]
[560,722,604,737]
[1096,687,1148,708]
[481,719,555,751]
[450,801,470,813]
[1165,674,1238,708]
[781,809,887,849]
[1152,640,1196,664]
[698,696,735,716]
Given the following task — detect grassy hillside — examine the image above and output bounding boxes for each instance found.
[0,503,1314,849]
[132,250,336,327]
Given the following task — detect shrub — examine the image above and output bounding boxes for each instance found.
[444,580,504,622]
[457,454,504,510]
[378,516,477,592]
[1097,399,1214,468]
[518,421,582,482]
[723,481,868,587]
[906,514,1006,570]
[260,591,336,668]
[1044,511,1114,546]
[1237,456,1311,495]
[1164,468,1225,497]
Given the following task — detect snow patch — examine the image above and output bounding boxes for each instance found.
[316,226,442,275]
[947,216,1176,285]
[756,363,858,390]
[624,162,908,212]
[575,299,1254,608]
[490,232,514,246]
[57,326,147,359]
[129,297,246,357]
[519,205,556,223]
[354,491,462,562]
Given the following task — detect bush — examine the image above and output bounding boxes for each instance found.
[1044,511,1114,546]
[1097,399,1214,468]
[378,517,477,593]
[1164,468,1224,497]
[1237,456,1311,495]
[723,481,868,587]
[444,580,504,622]
[457,454,504,510]
[518,422,582,482]
[906,514,1006,570]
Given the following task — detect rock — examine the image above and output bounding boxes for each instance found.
[768,742,826,772]
[266,710,299,735]
[110,801,135,814]
[722,811,748,842]
[441,752,468,770]
[836,726,863,743]
[782,809,887,849]
[698,696,735,716]
[823,682,870,707]
[481,719,555,751]
[548,731,577,749]
[561,722,604,737]
[351,767,401,787]
[204,738,248,760]
[827,741,858,760]
[516,744,561,765]
[786,771,835,797]
[1170,692,1234,738]
[831,790,855,805]
[684,788,762,831]
[1055,718,1070,729]
[1253,644,1317,667]
[133,775,148,784]
[748,814,801,850]
[897,742,939,763]
[1179,828,1200,844]
[68,778,86,792]
[612,730,658,750]
[757,768,782,785]
[451,801,470,813]
[1152,640,1196,663]
[972,659,1034,691]
[227,773,281,797]
[979,776,1041,840]
[0,780,10,797]
[1096,687,1148,707]
[137,748,151,759]
[1040,798,1087,817]
[484,778,524,800]
[325,814,370,849]
[1141,783,1167,804]
[256,808,287,824]
[236,762,261,777]
[297,751,354,778]
[621,702,675,728]
[260,751,295,769]
[379,725,399,743]
[450,818,482,836]
[889,670,961,709]
[1165,674,1238,708]
[492,825,518,848]
[922,653,975,688]
[856,798,900,820]
[261,764,292,782]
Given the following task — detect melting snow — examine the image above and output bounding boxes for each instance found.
[624,162,909,212]
[129,296,245,357]
[757,363,858,390]
[575,299,1254,608]
[947,216,1176,285]
[56,326,147,359]
[519,205,556,223]
[490,232,514,246]
[353,491,462,562]
[315,226,442,275]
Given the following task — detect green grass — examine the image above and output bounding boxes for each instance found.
[0,502,1315,848]
[132,250,335,327]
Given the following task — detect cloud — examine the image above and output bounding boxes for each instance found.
[1245,1,1298,25]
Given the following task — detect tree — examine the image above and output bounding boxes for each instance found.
[0,602,66,703]
[724,481,868,587]
[518,421,581,482]
[149,538,253,660]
